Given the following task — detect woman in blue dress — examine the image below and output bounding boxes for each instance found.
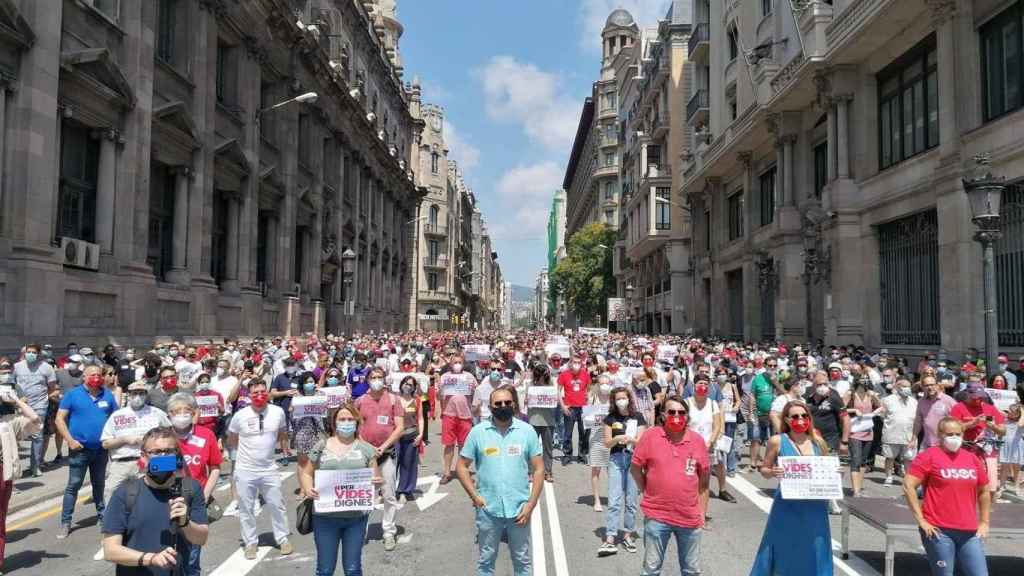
[750,400,834,576]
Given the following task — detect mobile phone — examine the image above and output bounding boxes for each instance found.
[985,415,994,423]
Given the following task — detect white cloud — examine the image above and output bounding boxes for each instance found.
[443,120,480,171]
[578,0,672,54]
[489,161,563,241]
[476,56,581,152]
[420,80,450,103]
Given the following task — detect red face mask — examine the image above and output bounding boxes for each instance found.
[161,376,178,391]
[695,384,709,397]
[251,392,269,409]
[665,414,687,433]
[608,365,619,373]
[789,417,811,434]
[85,374,104,389]
[642,359,654,368]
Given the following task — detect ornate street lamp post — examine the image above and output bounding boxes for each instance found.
[625,283,635,334]
[963,155,1005,375]
[341,248,356,317]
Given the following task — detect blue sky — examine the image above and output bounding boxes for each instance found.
[397,0,670,286]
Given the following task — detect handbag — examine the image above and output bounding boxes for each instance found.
[206,496,224,522]
[296,497,313,535]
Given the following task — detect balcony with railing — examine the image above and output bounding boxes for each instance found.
[650,112,669,141]
[423,255,449,268]
[687,89,709,127]
[688,23,709,63]
[424,222,447,236]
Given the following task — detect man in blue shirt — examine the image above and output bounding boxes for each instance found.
[346,352,370,399]
[55,364,116,538]
[456,387,544,576]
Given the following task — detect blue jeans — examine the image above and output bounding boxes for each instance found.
[724,422,738,474]
[605,451,638,539]
[561,406,589,458]
[313,513,369,576]
[475,507,531,576]
[641,518,702,576]
[28,403,47,473]
[919,528,988,576]
[186,544,201,576]
[61,447,107,526]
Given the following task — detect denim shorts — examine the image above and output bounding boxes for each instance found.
[747,416,771,442]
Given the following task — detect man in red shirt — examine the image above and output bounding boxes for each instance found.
[354,367,405,552]
[168,392,222,575]
[950,383,1006,493]
[558,354,592,466]
[630,396,709,576]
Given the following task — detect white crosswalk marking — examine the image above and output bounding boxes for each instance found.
[208,545,274,576]
[543,484,570,576]
[530,483,548,576]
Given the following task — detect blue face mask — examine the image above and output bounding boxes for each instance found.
[303,382,316,395]
[24,352,38,364]
[336,421,357,437]
[327,376,339,386]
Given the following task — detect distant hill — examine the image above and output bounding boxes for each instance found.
[510,284,534,304]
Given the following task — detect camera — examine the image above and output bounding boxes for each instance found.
[147,454,179,475]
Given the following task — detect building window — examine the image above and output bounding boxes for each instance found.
[655,188,671,230]
[605,209,615,225]
[259,83,276,142]
[85,0,120,21]
[156,0,177,63]
[878,210,939,345]
[703,208,712,253]
[604,181,616,201]
[759,166,776,227]
[762,0,773,17]
[726,91,738,122]
[216,41,235,105]
[603,152,617,167]
[431,152,439,174]
[210,193,229,284]
[428,204,439,226]
[58,122,99,243]
[256,212,270,285]
[147,166,175,280]
[877,34,938,170]
[997,183,1024,346]
[427,272,439,291]
[727,190,744,241]
[813,141,828,198]
[727,26,739,61]
[604,91,617,110]
[981,2,1023,121]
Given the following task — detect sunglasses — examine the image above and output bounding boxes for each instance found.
[665,409,688,416]
[788,414,809,421]
[492,400,515,408]
[145,448,177,457]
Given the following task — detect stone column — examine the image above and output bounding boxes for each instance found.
[930,0,959,158]
[835,96,851,179]
[265,216,278,290]
[826,100,836,182]
[166,167,192,284]
[782,135,796,205]
[93,128,119,253]
[222,196,239,293]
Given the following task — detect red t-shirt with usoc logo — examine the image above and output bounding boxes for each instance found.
[557,369,591,408]
[178,426,222,490]
[950,402,1006,443]
[909,446,988,531]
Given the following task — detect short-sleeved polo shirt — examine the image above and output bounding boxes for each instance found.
[58,385,117,449]
[460,418,542,519]
[631,427,709,529]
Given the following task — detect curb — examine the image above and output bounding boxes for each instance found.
[9,485,67,516]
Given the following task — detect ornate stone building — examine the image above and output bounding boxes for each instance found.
[680,0,1024,356]
[0,0,429,349]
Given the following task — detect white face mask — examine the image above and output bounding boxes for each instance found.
[451,363,463,373]
[171,414,193,431]
[129,395,147,410]
[942,435,962,452]
[570,363,581,372]
[599,383,612,395]
[369,379,385,392]
[815,385,830,396]
[615,398,629,412]
[216,367,226,377]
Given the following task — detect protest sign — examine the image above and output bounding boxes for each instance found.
[527,386,559,409]
[778,456,843,500]
[314,468,375,513]
[322,386,350,409]
[544,343,571,359]
[463,344,491,362]
[196,395,220,419]
[625,419,639,439]
[656,345,678,363]
[292,395,329,419]
[578,327,609,336]
[441,373,472,396]
[388,372,430,394]
[583,404,609,429]
[714,435,733,454]
[987,388,1018,412]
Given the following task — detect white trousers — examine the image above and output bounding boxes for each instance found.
[235,469,290,547]
[379,456,398,538]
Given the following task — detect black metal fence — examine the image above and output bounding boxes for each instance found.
[879,210,940,345]
[997,183,1024,347]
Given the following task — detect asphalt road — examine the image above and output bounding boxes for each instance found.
[4,424,1023,576]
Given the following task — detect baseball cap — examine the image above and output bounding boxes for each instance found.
[965,382,986,397]
[127,381,149,392]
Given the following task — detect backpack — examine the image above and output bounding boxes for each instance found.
[123,475,194,533]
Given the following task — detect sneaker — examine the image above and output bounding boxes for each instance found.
[719,490,737,503]
[278,540,293,556]
[244,544,258,560]
[383,535,397,551]
[884,475,894,486]
[622,537,638,553]
[544,472,554,483]
[577,455,587,464]
[597,542,618,557]
[561,456,572,467]
[56,524,70,539]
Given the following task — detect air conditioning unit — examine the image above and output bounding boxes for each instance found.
[60,237,100,271]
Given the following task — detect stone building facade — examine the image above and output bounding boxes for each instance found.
[614,3,693,335]
[0,0,430,349]
[680,0,1024,357]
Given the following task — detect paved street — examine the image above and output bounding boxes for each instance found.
[5,424,1023,576]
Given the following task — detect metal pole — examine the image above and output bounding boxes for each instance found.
[982,236,999,375]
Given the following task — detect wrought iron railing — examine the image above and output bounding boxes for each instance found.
[879,210,940,345]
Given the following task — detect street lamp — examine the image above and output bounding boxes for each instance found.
[625,283,635,334]
[341,248,356,316]
[963,154,1006,375]
[256,92,318,121]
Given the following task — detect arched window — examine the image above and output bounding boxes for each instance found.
[431,152,440,174]
[429,204,439,226]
